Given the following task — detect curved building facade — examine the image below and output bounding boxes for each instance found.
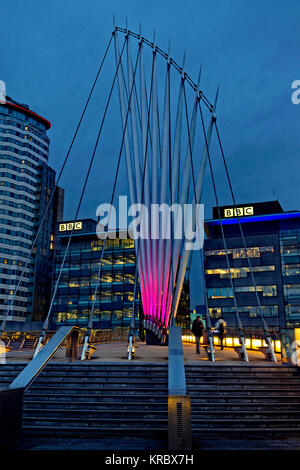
[0,97,63,323]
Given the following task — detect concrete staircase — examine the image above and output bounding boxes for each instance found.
[0,363,168,445]
[185,364,300,442]
[1,362,300,448]
[0,363,24,386]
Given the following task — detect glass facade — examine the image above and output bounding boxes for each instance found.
[205,246,274,258]
[204,239,282,328]
[205,265,275,279]
[280,229,300,326]
[207,284,277,299]
[0,99,62,323]
[51,219,141,331]
[208,305,279,319]
[203,202,296,329]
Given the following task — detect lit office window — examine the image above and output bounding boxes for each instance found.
[205,246,274,258]
[205,265,275,279]
[283,264,300,276]
[207,287,233,298]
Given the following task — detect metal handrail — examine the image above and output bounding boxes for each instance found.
[9,326,78,391]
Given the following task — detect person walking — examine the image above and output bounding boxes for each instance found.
[215,318,227,350]
[192,316,204,354]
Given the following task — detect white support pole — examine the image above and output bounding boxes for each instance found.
[114,32,150,315]
[156,61,171,325]
[171,78,185,205]
[163,97,198,325]
[171,108,216,320]
[114,32,136,208]
[139,41,154,319]
[151,46,159,322]
[158,78,184,325]
[126,37,142,202]
[126,36,151,319]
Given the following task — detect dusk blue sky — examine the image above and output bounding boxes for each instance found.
[2,0,300,308]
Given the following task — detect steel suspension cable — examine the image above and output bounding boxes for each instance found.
[166,57,175,329]
[165,64,196,332]
[81,39,143,358]
[214,120,277,361]
[198,101,249,361]
[0,33,114,337]
[181,83,216,360]
[130,44,156,340]
[117,42,157,356]
[33,35,128,356]
[166,78,194,328]
[199,247,215,359]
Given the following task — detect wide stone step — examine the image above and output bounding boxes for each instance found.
[190,418,300,429]
[39,365,167,372]
[187,385,300,393]
[25,387,168,395]
[22,416,168,428]
[186,372,300,378]
[24,393,168,402]
[0,363,26,367]
[28,382,168,390]
[186,369,299,376]
[187,378,300,384]
[185,365,296,372]
[0,364,167,372]
[189,395,300,403]
[0,377,21,383]
[191,428,300,439]
[24,400,168,409]
[31,372,168,378]
[22,425,168,437]
[191,410,300,419]
[36,368,168,374]
[31,378,168,385]
[23,408,167,418]
[189,402,300,411]
[189,391,300,398]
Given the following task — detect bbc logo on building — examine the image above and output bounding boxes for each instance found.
[224,206,254,218]
[59,221,83,232]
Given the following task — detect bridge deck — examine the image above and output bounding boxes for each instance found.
[3,342,281,364]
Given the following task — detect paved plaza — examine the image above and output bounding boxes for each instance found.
[4,341,282,364]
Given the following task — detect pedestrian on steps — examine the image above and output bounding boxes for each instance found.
[192,316,204,355]
[215,318,227,350]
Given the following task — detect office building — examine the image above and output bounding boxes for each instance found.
[51,219,141,331]
[0,96,63,323]
[51,218,190,334]
[204,201,300,330]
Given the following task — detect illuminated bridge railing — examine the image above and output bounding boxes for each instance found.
[86,328,129,344]
[182,328,282,354]
[2,328,129,352]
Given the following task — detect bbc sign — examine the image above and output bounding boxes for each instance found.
[223,206,254,218]
[59,221,83,232]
